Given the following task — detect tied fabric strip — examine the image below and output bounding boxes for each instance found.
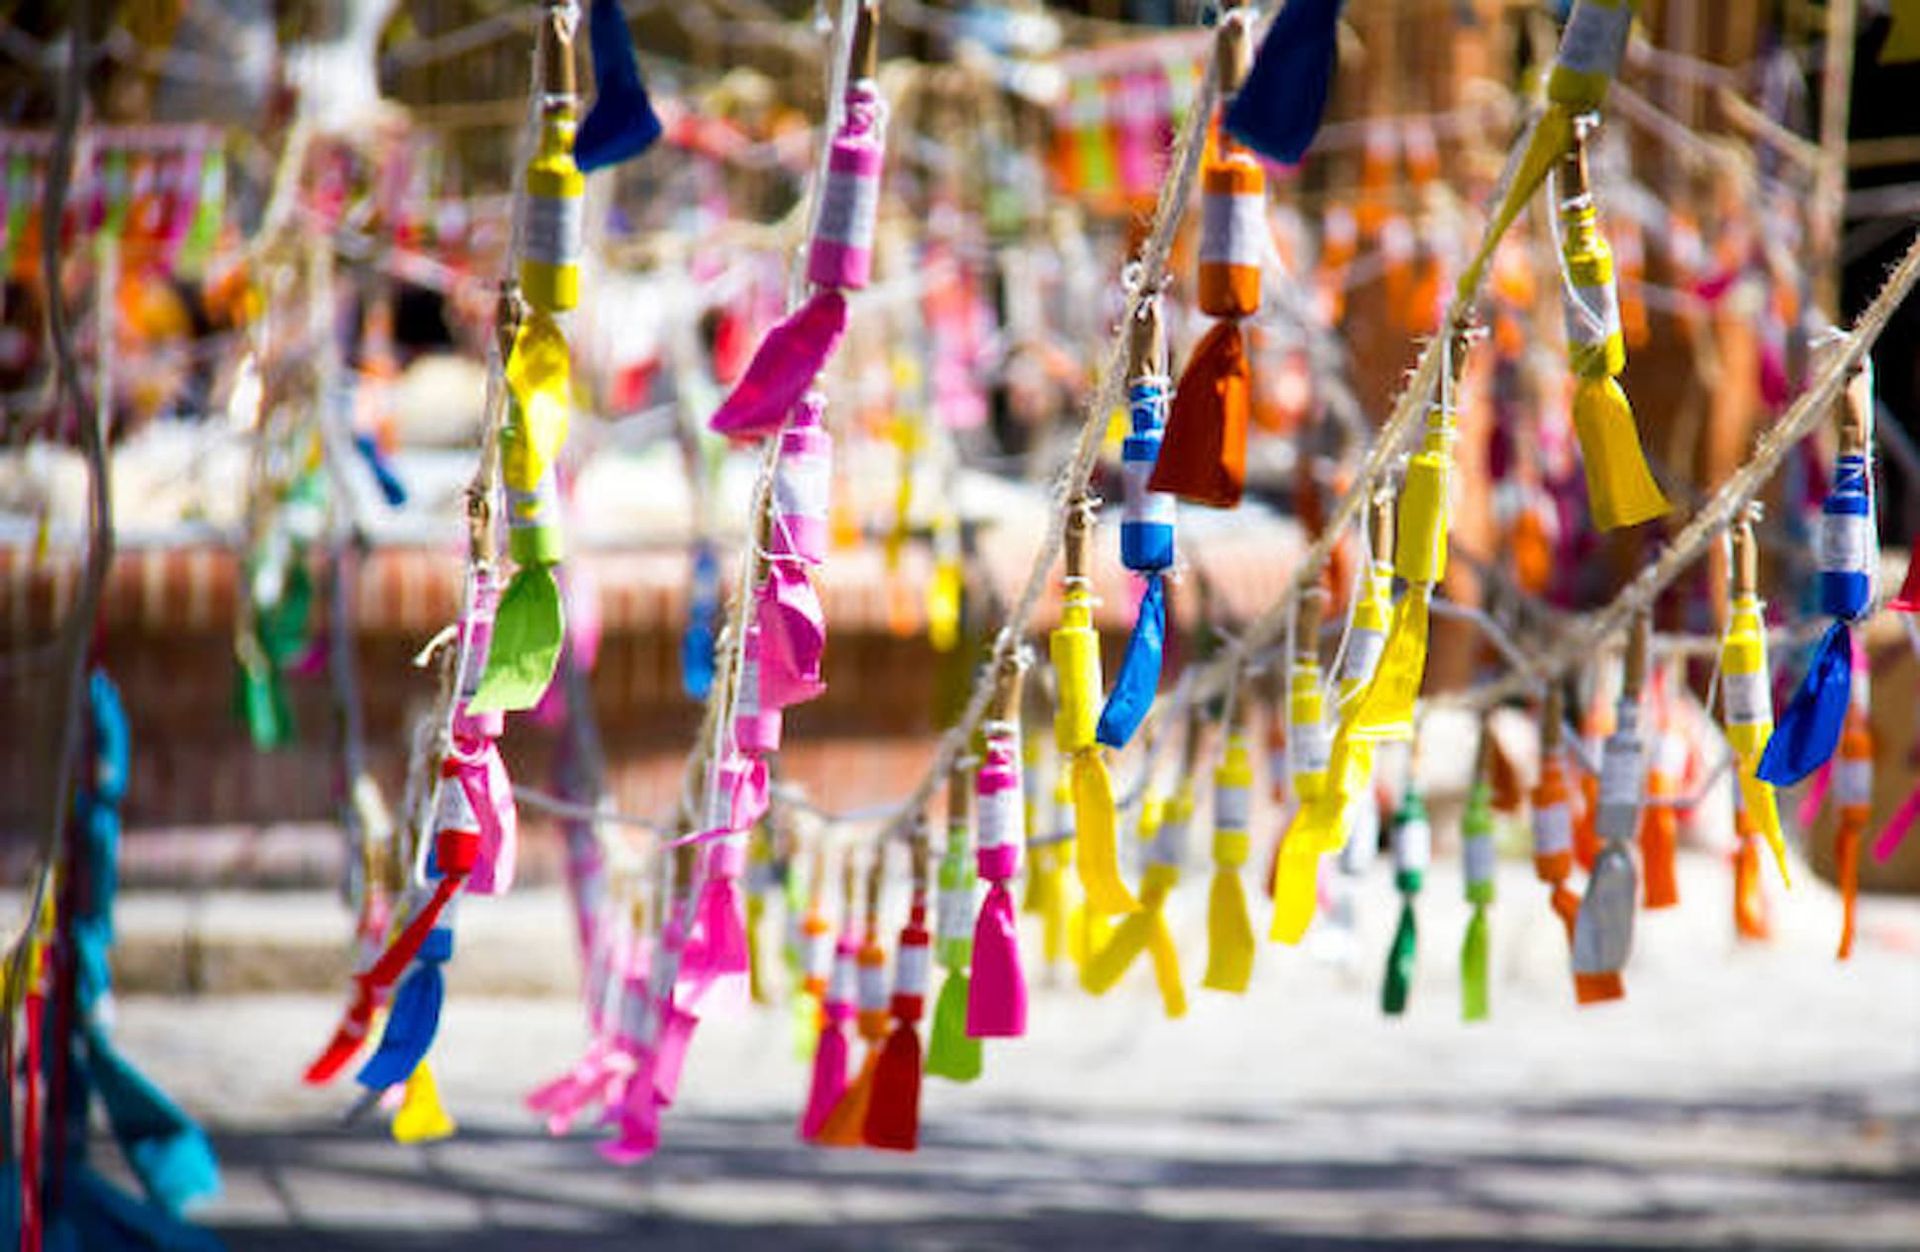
[1083,789,1189,1019]
[1573,620,1649,1005]
[1055,502,1137,915]
[1719,511,1790,883]
[926,772,983,1082]
[1203,724,1256,994]
[1381,784,1429,1017]
[968,699,1028,1038]
[1223,0,1342,165]
[575,0,664,172]
[709,290,848,439]
[864,879,931,1151]
[1460,749,1496,1022]
[1098,339,1175,749]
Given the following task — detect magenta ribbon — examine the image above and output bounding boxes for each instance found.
[449,737,517,895]
[755,563,828,710]
[709,289,848,439]
[1873,781,1920,864]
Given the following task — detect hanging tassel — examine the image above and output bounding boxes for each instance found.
[1460,741,1496,1023]
[1720,509,1790,883]
[927,773,983,1082]
[1153,320,1250,508]
[1347,588,1431,742]
[520,8,585,313]
[968,673,1028,1037]
[392,1061,458,1144]
[1101,308,1176,749]
[709,291,849,439]
[575,0,664,172]
[1055,500,1138,913]
[1381,784,1429,1017]
[1270,590,1337,942]
[1570,377,1668,531]
[1082,798,1188,1020]
[1573,618,1649,1005]
[817,864,889,1147]
[800,875,856,1142]
[1731,787,1772,942]
[473,310,573,712]
[1533,692,1582,944]
[1758,622,1852,786]
[1835,711,1873,961]
[1223,0,1340,165]
[865,849,931,1151]
[1204,721,1256,993]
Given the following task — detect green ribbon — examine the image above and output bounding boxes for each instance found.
[470,564,565,713]
[923,968,982,1082]
[1381,869,1421,1017]
[1461,904,1489,1022]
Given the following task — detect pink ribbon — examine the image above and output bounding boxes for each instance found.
[1796,759,1833,833]
[450,736,517,895]
[1873,781,1920,864]
[755,563,828,710]
[709,290,848,439]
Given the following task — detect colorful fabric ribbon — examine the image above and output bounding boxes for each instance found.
[1203,724,1256,994]
[1381,783,1429,1017]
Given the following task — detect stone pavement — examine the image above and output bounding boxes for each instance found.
[100,853,1920,1249]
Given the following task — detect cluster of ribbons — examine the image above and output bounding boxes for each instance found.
[0,125,227,280]
[10,671,223,1250]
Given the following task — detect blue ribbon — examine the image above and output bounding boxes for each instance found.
[576,0,665,172]
[1757,621,1852,787]
[1223,0,1344,166]
[1096,575,1166,749]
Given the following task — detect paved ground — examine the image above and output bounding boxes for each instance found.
[97,853,1920,1249]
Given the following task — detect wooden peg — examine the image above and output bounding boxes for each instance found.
[1128,295,1165,379]
[1295,588,1327,661]
[1622,614,1650,698]
[850,1,881,81]
[1370,492,1395,564]
[1063,497,1094,581]
[1542,685,1564,753]
[1730,505,1760,599]
[539,0,576,102]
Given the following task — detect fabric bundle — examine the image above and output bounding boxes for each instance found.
[710,4,881,439]
[1153,11,1258,508]
[575,0,665,172]
[1460,737,1496,1022]
[1270,590,1332,943]
[1573,619,1650,1005]
[1381,780,1430,1017]
[968,658,1029,1038]
[926,767,983,1082]
[1760,365,1877,788]
[1084,730,1191,1020]
[1719,509,1789,882]
[1531,689,1583,944]
[1203,713,1256,994]
[864,842,932,1150]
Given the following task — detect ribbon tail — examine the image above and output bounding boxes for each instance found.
[1572,845,1637,1005]
[1757,623,1852,787]
[575,0,665,172]
[1461,905,1489,1023]
[710,290,848,438]
[84,1024,222,1213]
[1269,807,1330,945]
[1202,868,1254,994]
[1071,750,1139,914]
[303,986,376,1085]
[1095,576,1166,749]
[1146,911,1188,1019]
[1348,589,1430,742]
[469,566,565,713]
[1838,825,1861,961]
[966,882,1026,1037]
[1222,0,1342,164]
[862,1026,924,1151]
[1732,840,1772,942]
[356,961,447,1091]
[1456,107,1572,301]
[1381,900,1417,1016]
[392,1061,458,1144]
[1080,910,1153,996]
[1572,376,1670,531]
[1737,769,1792,886]
[924,969,982,1083]
[1872,781,1920,864]
[800,1018,849,1142]
[815,1049,878,1148]
[1151,321,1249,508]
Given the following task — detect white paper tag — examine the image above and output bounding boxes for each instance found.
[522,193,582,268]
[775,453,830,523]
[938,886,975,941]
[857,959,889,1011]
[1200,191,1266,268]
[977,782,1021,850]
[1722,668,1771,726]
[893,944,931,996]
[1464,833,1496,885]
[1214,784,1250,831]
[1556,1,1632,78]
[1533,803,1572,857]
[1291,719,1332,778]
[1819,511,1875,578]
[1836,758,1873,807]
[1394,816,1431,874]
[815,166,879,249]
